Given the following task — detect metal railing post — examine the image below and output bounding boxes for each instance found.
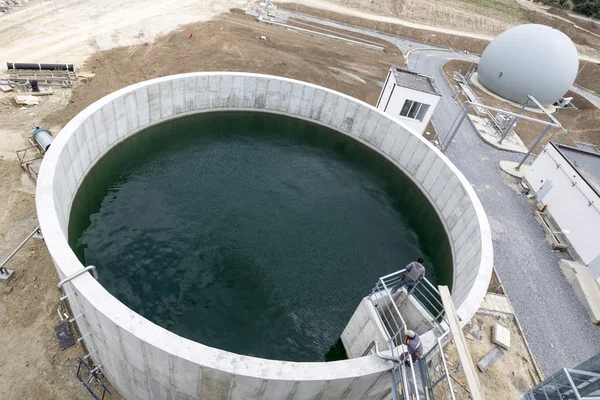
[516,125,553,170]
[444,106,472,152]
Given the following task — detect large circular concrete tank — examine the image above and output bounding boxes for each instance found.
[36,73,493,400]
[477,24,579,106]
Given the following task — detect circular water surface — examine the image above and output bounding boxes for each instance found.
[69,111,451,362]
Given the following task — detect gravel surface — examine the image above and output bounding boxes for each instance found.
[410,48,600,375]
[289,13,600,374]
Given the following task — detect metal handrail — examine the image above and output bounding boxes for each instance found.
[57,266,98,290]
[371,270,453,399]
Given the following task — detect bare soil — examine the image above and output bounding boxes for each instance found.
[444,312,539,399]
[283,0,530,35]
[42,12,403,128]
[443,59,600,151]
[279,2,600,94]
[0,11,402,399]
[279,3,492,54]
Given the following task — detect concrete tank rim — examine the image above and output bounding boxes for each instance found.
[36,71,493,380]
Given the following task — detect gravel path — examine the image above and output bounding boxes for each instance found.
[289,14,600,374]
[409,48,600,375]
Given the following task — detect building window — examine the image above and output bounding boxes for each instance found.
[399,100,430,122]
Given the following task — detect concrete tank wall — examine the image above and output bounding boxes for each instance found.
[36,72,493,400]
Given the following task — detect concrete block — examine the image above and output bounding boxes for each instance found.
[388,133,408,161]
[171,78,185,115]
[148,84,162,123]
[414,149,436,182]
[183,77,197,112]
[135,87,150,127]
[253,78,269,109]
[288,82,304,115]
[101,103,118,148]
[0,269,14,283]
[380,126,397,155]
[492,323,511,350]
[261,379,296,399]
[309,89,327,121]
[319,92,339,126]
[477,347,504,372]
[359,111,380,142]
[421,157,445,189]
[124,91,139,133]
[293,380,327,400]
[113,96,128,139]
[369,116,390,148]
[195,76,210,109]
[405,141,428,176]
[298,86,315,119]
[200,368,231,399]
[230,375,264,399]
[342,101,360,134]
[330,97,350,130]
[560,259,600,324]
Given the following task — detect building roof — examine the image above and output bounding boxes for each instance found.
[555,143,600,196]
[391,66,441,96]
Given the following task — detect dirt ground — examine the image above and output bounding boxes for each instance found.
[444,312,539,399]
[40,11,403,129]
[279,3,600,93]
[281,0,530,36]
[442,59,600,151]
[0,11,402,399]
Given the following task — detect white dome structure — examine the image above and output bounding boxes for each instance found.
[477,24,579,106]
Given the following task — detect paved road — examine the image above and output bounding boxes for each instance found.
[571,84,600,109]
[290,14,600,374]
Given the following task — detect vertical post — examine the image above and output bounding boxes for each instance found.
[444,105,471,152]
[558,129,568,145]
[498,99,528,144]
[516,125,552,170]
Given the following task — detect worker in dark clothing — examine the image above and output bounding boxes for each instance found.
[401,329,423,365]
[391,258,425,294]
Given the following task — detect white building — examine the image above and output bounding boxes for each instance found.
[524,143,600,282]
[376,66,441,135]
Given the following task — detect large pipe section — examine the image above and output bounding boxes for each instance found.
[32,127,53,152]
[7,62,75,72]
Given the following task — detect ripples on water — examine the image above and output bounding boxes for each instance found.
[69,112,452,362]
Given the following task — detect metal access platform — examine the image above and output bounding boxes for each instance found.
[356,270,456,400]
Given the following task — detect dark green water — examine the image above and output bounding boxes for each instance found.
[69,111,452,362]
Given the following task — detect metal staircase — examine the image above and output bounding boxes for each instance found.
[369,269,455,400]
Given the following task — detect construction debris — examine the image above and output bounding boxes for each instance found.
[477,347,505,372]
[14,95,39,106]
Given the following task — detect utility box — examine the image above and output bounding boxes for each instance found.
[376,65,441,136]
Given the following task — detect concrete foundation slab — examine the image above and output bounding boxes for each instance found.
[499,160,530,179]
[492,323,511,350]
[477,347,504,372]
[469,115,528,154]
[559,259,600,324]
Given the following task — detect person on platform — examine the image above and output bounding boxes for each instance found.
[401,329,423,365]
[391,258,425,294]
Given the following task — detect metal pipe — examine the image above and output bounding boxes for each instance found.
[444,106,472,152]
[0,225,41,271]
[516,125,553,170]
[7,62,75,72]
[499,99,528,144]
[465,102,561,127]
[58,266,98,290]
[374,341,400,362]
